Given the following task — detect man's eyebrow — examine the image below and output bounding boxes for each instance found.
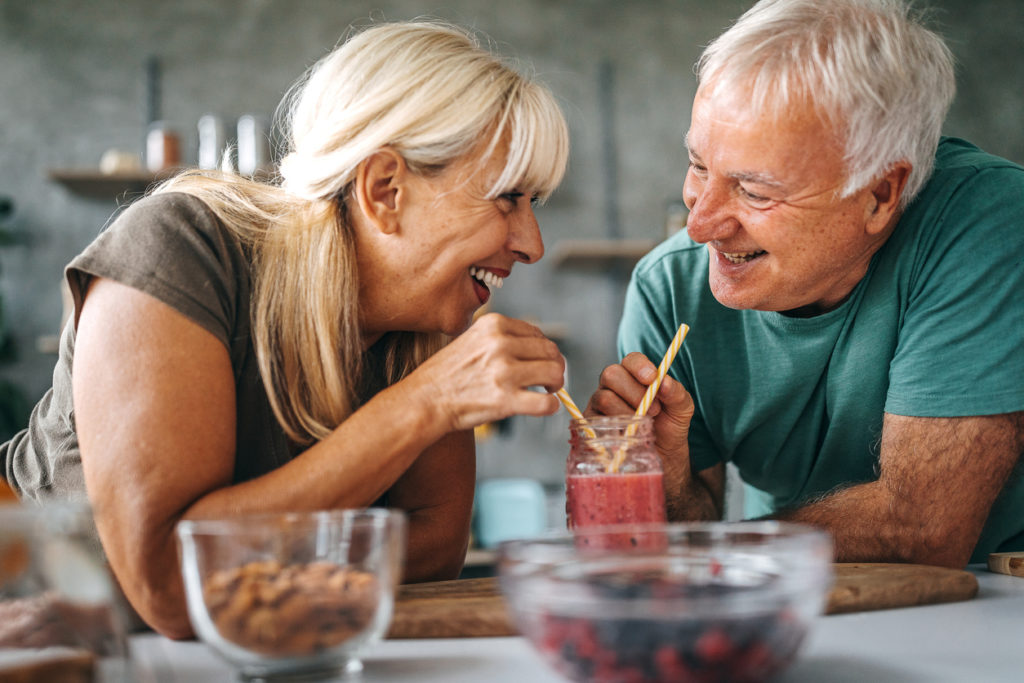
[731,171,786,189]
[685,135,786,189]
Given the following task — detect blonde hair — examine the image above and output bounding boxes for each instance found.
[698,0,955,206]
[156,21,569,444]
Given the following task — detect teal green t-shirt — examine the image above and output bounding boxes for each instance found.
[618,138,1024,563]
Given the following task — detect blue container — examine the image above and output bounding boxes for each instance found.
[474,478,547,549]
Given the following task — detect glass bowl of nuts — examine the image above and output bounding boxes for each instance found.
[497,521,833,683]
[176,508,406,681]
[1,501,132,682]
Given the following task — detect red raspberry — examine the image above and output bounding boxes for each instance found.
[655,644,693,680]
[695,627,733,663]
[733,642,777,682]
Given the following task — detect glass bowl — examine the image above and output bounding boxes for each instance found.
[0,501,132,682]
[497,521,833,683]
[176,508,406,681]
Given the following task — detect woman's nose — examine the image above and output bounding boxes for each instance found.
[682,171,736,244]
[510,206,544,264]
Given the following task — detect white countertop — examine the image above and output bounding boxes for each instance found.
[129,566,1024,682]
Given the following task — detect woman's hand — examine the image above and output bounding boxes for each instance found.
[406,313,565,433]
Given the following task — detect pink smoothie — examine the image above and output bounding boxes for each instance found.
[566,471,667,549]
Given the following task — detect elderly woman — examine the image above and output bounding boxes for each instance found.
[2,21,569,637]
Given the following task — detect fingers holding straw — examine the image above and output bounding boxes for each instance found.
[634,323,689,420]
[609,323,690,472]
[557,322,690,473]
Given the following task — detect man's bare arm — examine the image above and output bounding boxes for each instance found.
[773,411,1024,568]
[664,462,725,522]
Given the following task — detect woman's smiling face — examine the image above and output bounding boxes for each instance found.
[682,84,890,316]
[359,144,544,340]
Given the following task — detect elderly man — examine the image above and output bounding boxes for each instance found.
[589,0,1023,567]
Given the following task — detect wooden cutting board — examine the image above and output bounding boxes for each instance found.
[988,551,1024,577]
[386,563,979,639]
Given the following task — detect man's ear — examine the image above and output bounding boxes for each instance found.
[866,160,911,235]
[354,148,406,235]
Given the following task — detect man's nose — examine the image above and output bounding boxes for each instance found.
[682,172,737,244]
[510,206,544,264]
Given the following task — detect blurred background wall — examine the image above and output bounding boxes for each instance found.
[1,0,1022,496]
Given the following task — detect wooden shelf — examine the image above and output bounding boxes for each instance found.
[550,238,658,268]
[47,168,182,199]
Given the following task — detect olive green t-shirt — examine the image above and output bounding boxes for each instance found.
[618,138,1024,563]
[3,192,293,502]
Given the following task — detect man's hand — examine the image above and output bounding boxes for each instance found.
[587,352,723,520]
[775,411,1024,567]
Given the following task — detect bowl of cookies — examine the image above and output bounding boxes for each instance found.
[176,508,406,681]
[497,521,832,683]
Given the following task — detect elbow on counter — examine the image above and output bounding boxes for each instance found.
[124,576,196,640]
[890,522,976,570]
[401,522,471,584]
[903,539,974,570]
[402,541,468,583]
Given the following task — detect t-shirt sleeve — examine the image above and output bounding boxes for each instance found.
[65,192,244,349]
[886,166,1024,417]
[618,260,723,472]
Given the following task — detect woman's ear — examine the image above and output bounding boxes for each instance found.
[354,148,406,235]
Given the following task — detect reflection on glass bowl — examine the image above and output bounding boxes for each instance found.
[498,521,833,683]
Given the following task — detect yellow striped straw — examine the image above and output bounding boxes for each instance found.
[609,323,690,472]
[634,323,689,420]
[555,388,595,438]
[556,387,610,464]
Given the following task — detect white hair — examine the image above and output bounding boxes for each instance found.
[278,21,568,204]
[697,0,955,205]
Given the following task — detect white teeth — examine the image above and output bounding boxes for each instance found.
[469,266,505,289]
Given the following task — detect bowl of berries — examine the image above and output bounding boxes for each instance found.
[497,521,832,683]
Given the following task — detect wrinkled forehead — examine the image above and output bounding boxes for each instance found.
[692,76,843,150]
[686,81,849,190]
[717,56,853,133]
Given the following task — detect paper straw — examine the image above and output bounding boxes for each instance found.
[556,388,610,464]
[609,323,690,472]
[556,387,599,444]
[634,323,689,420]
[555,388,590,431]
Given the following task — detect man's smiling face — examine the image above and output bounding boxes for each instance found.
[682,83,889,316]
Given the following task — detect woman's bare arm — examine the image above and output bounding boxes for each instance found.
[386,429,475,582]
[74,279,561,637]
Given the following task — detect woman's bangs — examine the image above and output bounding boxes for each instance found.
[489,86,567,201]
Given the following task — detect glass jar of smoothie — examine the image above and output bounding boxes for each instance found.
[565,415,666,548]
